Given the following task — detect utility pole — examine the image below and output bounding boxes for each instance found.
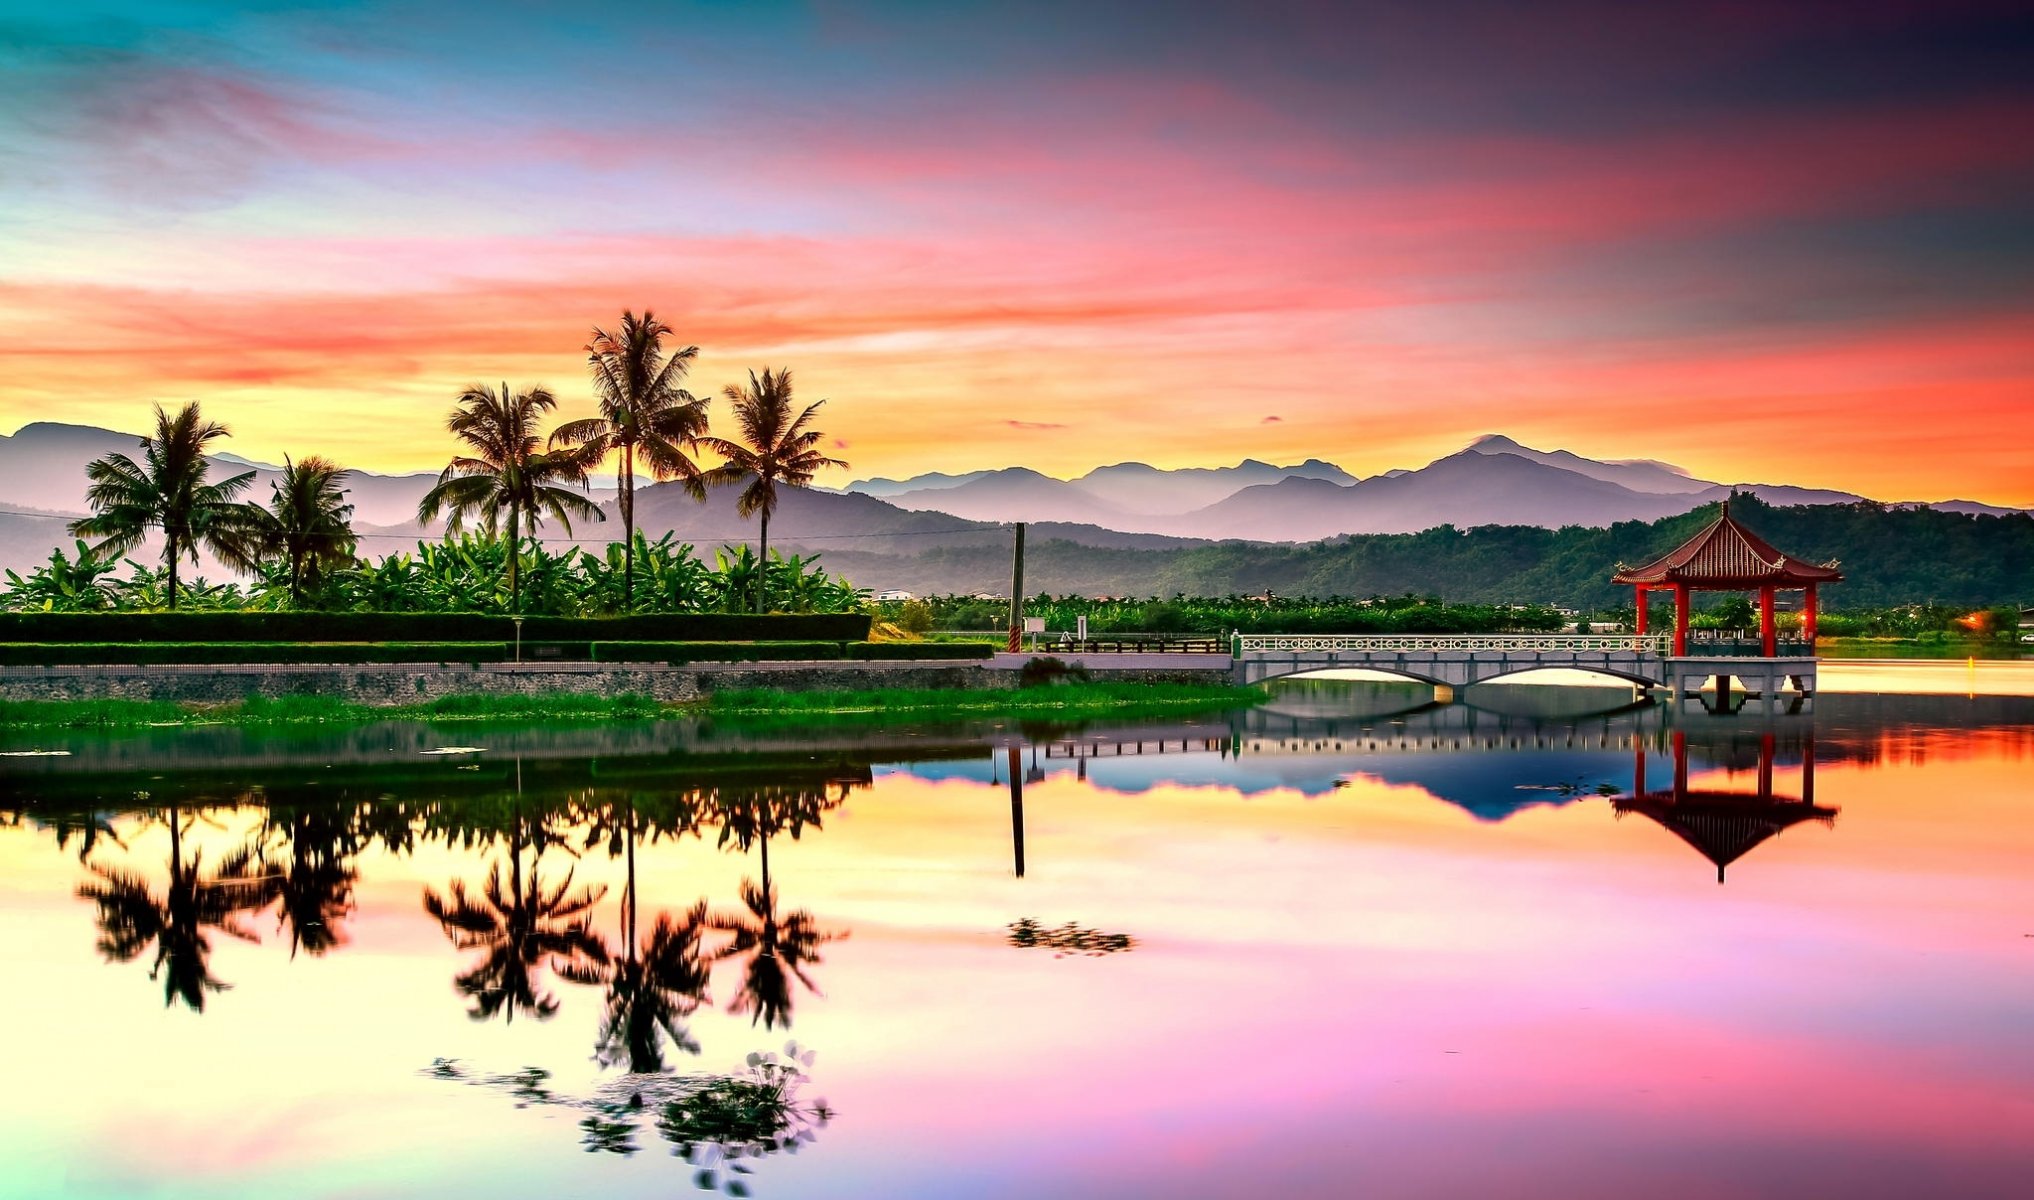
[1007,522,1026,653]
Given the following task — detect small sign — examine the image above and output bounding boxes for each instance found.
[1024,617,1046,633]
[1076,615,1088,640]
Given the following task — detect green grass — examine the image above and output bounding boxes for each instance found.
[0,680,1262,731]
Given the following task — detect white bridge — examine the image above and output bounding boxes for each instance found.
[1232,633,1816,699]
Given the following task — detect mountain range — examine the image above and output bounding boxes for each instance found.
[0,421,2024,589]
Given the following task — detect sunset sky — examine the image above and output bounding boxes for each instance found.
[2,1,2030,503]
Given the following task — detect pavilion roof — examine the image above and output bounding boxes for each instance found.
[1612,502,1843,588]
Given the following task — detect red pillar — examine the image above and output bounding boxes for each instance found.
[1760,585,1777,656]
[1804,584,1819,646]
[1673,584,1690,656]
[1802,732,1816,807]
[1671,729,1688,799]
[1635,585,1648,635]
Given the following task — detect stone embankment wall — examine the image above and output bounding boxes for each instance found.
[0,655,1237,705]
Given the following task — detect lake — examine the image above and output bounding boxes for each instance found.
[3,675,2032,1199]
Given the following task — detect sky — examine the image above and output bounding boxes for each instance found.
[1,0,2031,503]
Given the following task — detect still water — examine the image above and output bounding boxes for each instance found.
[2,680,2031,1200]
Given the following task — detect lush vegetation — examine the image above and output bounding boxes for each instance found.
[887,494,2034,612]
[3,532,866,616]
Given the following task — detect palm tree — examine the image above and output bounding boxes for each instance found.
[552,312,710,610]
[76,804,278,1011]
[69,402,262,610]
[246,455,356,607]
[416,382,605,611]
[698,369,847,612]
[423,818,608,1024]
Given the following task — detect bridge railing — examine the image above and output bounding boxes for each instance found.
[1235,633,1675,654]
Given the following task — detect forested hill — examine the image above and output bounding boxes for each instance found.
[874,496,2034,608]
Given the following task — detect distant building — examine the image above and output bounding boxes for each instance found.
[874,589,914,602]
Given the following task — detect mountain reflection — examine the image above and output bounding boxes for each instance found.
[12,690,2034,1027]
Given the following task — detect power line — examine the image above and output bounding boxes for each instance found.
[0,506,997,543]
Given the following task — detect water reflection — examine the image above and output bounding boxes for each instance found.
[1616,730,1837,883]
[6,683,2034,1197]
[423,804,609,1025]
[76,798,277,1012]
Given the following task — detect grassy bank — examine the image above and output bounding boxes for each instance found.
[0,681,1264,732]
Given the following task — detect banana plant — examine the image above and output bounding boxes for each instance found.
[1,540,120,612]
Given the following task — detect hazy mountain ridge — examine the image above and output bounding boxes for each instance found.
[2,422,2026,584]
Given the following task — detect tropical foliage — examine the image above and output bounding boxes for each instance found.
[699,368,848,612]
[417,381,606,610]
[554,311,710,609]
[0,532,866,616]
[68,402,261,610]
[243,455,357,606]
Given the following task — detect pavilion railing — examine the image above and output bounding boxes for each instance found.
[1235,633,1675,655]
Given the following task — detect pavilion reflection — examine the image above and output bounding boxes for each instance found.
[1615,729,1837,883]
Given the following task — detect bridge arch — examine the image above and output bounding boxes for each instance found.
[1469,663,1663,689]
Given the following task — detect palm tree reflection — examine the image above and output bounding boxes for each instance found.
[708,784,847,1031]
[563,793,712,1072]
[711,878,837,1031]
[423,814,607,1023]
[75,802,276,1012]
[265,808,359,958]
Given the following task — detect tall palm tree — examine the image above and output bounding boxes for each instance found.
[76,804,278,1012]
[552,312,710,610]
[416,382,605,611]
[246,455,357,607]
[423,818,608,1024]
[698,369,847,612]
[69,402,262,610]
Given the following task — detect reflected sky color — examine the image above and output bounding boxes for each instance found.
[2,2,2031,500]
[2,687,2033,1198]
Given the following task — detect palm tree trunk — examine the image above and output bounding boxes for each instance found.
[624,800,638,953]
[621,443,635,611]
[165,536,179,611]
[290,547,303,607]
[507,504,522,612]
[757,509,769,614]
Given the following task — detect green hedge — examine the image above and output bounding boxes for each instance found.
[0,611,870,645]
[845,641,994,660]
[0,642,509,666]
[0,638,985,667]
